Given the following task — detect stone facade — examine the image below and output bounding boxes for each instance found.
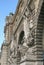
[1,0,44,65]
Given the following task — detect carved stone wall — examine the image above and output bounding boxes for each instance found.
[1,0,44,65]
[1,44,8,65]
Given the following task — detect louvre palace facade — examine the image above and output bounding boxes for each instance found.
[0,0,44,65]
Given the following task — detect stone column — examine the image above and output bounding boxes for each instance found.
[1,43,8,65]
[23,17,30,47]
[23,16,34,47]
[5,25,9,43]
[8,36,17,65]
[24,17,29,39]
[4,15,13,44]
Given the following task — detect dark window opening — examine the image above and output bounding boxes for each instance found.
[18,31,24,45]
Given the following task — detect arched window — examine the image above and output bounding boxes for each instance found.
[18,31,24,45]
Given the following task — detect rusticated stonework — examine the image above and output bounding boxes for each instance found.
[0,0,44,65]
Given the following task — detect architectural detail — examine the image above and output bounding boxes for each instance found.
[0,0,44,65]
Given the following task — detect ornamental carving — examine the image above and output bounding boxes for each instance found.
[18,0,24,14]
[28,0,35,12]
[24,0,35,19]
[23,15,34,47]
[26,20,34,47]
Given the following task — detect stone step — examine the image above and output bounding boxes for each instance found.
[39,16,44,18]
[33,47,43,53]
[34,42,42,45]
[35,39,42,42]
[38,21,44,23]
[40,12,44,15]
[35,36,42,39]
[40,12,44,14]
[36,55,43,58]
[37,24,43,27]
[39,17,44,19]
[34,45,43,48]
[34,48,43,51]
[41,8,44,11]
[35,42,42,45]
[39,18,44,21]
[38,20,44,24]
[36,31,43,35]
[35,35,42,38]
[34,52,43,55]
[41,5,44,10]
[37,27,43,30]
[36,30,43,33]
[39,13,44,18]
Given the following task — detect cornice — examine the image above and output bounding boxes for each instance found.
[4,20,13,33]
[4,0,21,33]
[10,0,21,24]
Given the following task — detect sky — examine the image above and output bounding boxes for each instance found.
[0,0,18,48]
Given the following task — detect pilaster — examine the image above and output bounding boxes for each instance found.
[1,43,8,65]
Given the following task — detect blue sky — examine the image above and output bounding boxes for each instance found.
[0,0,18,48]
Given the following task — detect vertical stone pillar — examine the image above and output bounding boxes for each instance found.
[23,17,33,47]
[9,24,13,42]
[23,17,29,47]
[24,18,29,39]
[1,44,8,65]
[17,48,21,65]
[4,15,13,44]
[5,25,9,43]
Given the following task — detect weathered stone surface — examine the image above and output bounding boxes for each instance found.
[0,0,44,65]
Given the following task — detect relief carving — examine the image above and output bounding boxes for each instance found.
[16,0,35,62]
[28,0,35,12]
[23,15,34,47]
[24,0,35,19]
[18,0,24,14]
